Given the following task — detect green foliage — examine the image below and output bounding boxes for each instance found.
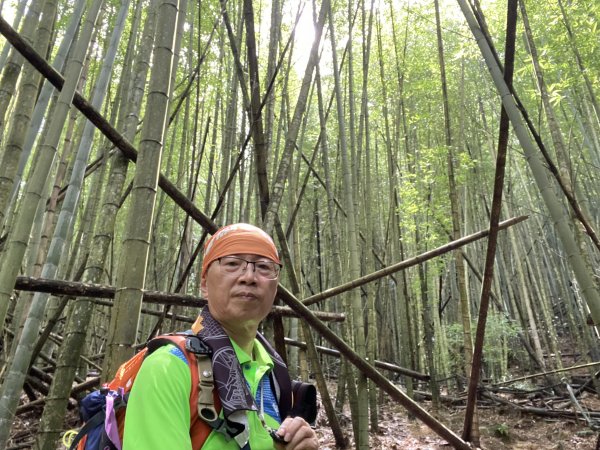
[444,313,521,380]
[491,422,510,440]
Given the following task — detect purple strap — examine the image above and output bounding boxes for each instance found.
[105,391,122,450]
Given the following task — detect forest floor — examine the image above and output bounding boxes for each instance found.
[7,380,600,449]
[314,387,600,449]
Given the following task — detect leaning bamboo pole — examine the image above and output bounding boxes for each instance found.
[0,16,217,235]
[302,215,527,307]
[284,338,430,381]
[462,0,517,440]
[276,284,473,450]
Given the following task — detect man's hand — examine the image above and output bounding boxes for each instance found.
[273,416,318,450]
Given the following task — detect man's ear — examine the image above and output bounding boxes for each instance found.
[200,277,208,298]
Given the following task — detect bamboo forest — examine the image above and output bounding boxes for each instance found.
[0,0,599,448]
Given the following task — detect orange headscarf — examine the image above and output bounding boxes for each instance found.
[201,223,280,279]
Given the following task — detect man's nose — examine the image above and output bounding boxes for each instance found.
[238,262,257,281]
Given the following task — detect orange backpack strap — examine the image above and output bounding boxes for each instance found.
[146,333,302,446]
[106,348,149,391]
[147,334,221,447]
[189,354,221,449]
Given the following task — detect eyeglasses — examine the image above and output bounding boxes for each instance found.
[217,256,281,280]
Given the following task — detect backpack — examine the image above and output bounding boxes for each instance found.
[68,333,217,450]
[68,333,317,450]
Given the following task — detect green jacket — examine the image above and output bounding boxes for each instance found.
[122,338,282,450]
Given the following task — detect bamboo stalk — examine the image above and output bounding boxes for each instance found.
[462,0,517,441]
[302,216,528,307]
[493,361,600,386]
[12,276,345,322]
[0,15,217,235]
[284,337,430,381]
[277,284,473,450]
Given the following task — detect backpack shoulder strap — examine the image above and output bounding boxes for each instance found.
[195,354,218,424]
[146,334,188,355]
[68,409,106,450]
[147,334,222,448]
[106,349,149,391]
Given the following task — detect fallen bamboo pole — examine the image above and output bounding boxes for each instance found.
[13,276,345,322]
[481,391,600,420]
[16,377,100,415]
[284,337,430,381]
[492,361,600,387]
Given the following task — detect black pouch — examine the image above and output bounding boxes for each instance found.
[289,381,318,425]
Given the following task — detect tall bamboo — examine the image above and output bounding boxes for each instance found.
[262,0,329,234]
[103,0,180,377]
[31,0,129,389]
[37,2,157,436]
[456,0,600,328]
[313,34,357,423]
[0,0,43,132]
[433,0,475,427]
[5,1,87,219]
[0,0,103,444]
[556,0,600,127]
[0,0,27,71]
[242,0,269,219]
[0,0,97,333]
[0,0,54,228]
[358,0,379,432]
[520,0,599,308]
[385,3,417,394]
[327,1,368,447]
[37,0,127,328]
[264,0,281,157]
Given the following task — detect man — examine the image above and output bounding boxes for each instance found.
[123,223,319,450]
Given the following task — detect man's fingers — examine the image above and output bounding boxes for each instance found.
[276,417,318,450]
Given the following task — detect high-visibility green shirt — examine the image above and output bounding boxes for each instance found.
[123,338,281,450]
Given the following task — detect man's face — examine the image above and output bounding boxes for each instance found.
[201,253,278,330]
